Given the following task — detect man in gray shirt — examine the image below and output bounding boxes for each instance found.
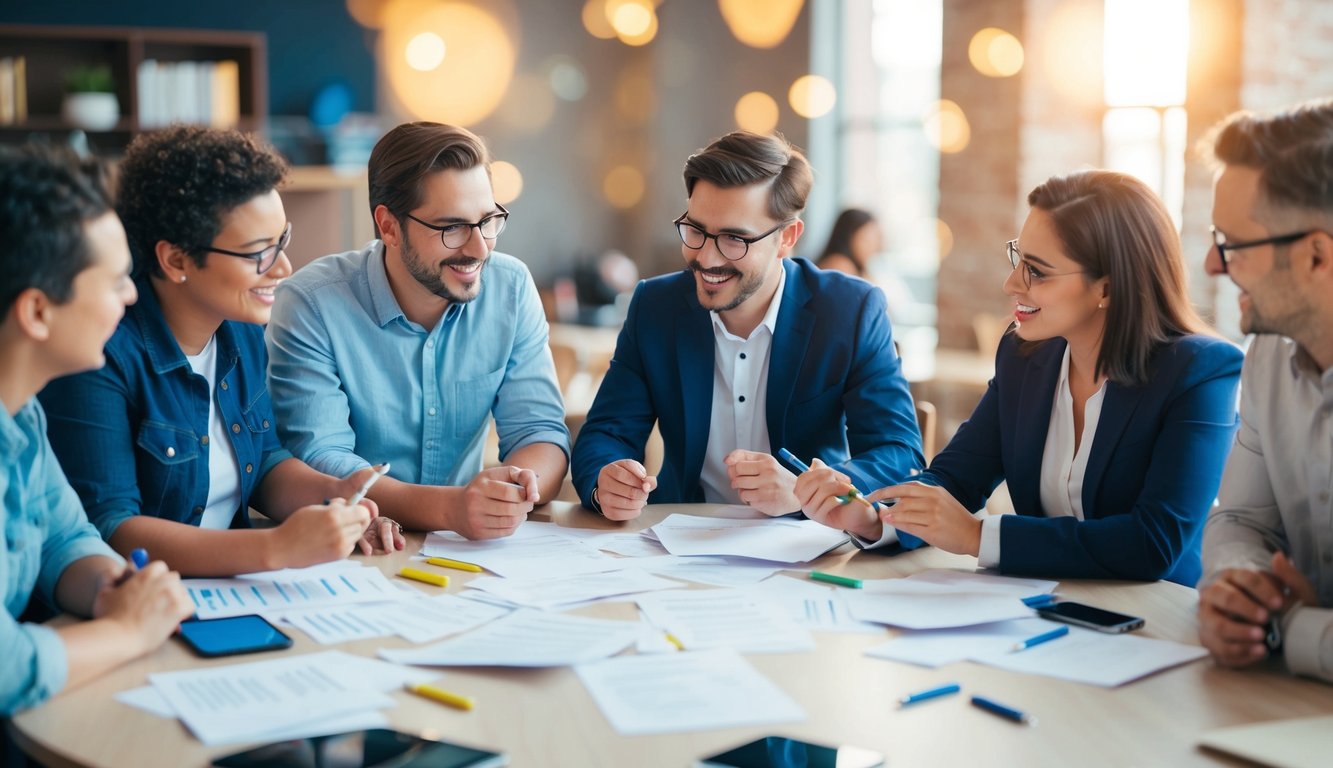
[1198,98,1333,682]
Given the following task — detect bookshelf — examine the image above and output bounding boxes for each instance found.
[0,24,265,146]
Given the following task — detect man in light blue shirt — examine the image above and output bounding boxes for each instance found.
[267,122,569,538]
[1,146,193,715]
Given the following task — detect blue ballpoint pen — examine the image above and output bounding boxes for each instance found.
[1010,624,1070,652]
[971,695,1036,725]
[131,548,149,570]
[778,447,879,511]
[777,448,812,474]
[898,682,961,707]
[1021,594,1058,608]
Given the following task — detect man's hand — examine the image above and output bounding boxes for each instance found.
[595,460,657,521]
[726,450,800,516]
[450,465,541,539]
[94,561,194,654]
[1197,567,1286,668]
[793,458,882,540]
[870,482,981,556]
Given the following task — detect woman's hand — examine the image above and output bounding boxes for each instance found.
[868,482,982,556]
[357,516,406,555]
[793,459,882,541]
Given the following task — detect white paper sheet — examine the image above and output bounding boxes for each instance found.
[465,569,681,610]
[115,685,387,738]
[865,617,1058,667]
[635,588,815,653]
[575,648,804,735]
[970,625,1208,686]
[586,531,670,558]
[752,575,886,634]
[280,593,512,645]
[903,569,1058,597]
[183,566,404,619]
[377,609,640,667]
[648,514,850,563]
[419,528,620,579]
[147,650,431,746]
[845,579,1033,629]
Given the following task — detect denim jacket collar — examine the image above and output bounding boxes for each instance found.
[131,279,242,377]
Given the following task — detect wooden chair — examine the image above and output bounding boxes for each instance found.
[915,399,938,460]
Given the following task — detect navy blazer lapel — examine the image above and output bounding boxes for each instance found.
[766,260,812,451]
[1009,339,1063,516]
[676,281,715,490]
[1081,380,1143,518]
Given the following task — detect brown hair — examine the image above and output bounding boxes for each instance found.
[1204,98,1333,228]
[682,131,812,220]
[1026,170,1208,386]
[368,122,490,236]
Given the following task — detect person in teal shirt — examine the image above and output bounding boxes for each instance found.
[0,146,194,716]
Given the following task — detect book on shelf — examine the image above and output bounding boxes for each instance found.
[0,56,28,125]
[137,59,240,129]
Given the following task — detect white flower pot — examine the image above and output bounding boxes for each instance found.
[62,92,120,131]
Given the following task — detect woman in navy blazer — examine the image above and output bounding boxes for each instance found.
[797,170,1241,585]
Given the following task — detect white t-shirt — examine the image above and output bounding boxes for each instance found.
[185,336,243,530]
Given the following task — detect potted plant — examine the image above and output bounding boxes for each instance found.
[62,65,120,131]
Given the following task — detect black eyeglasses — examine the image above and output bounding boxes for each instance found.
[405,204,509,249]
[673,214,794,261]
[207,222,292,274]
[1209,226,1312,274]
[1006,239,1084,290]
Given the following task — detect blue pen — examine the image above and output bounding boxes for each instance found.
[131,548,149,569]
[1011,624,1069,652]
[971,695,1035,725]
[777,448,811,474]
[1021,594,1058,608]
[898,682,961,707]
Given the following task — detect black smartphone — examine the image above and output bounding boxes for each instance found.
[178,615,294,658]
[1037,601,1145,633]
[697,736,884,768]
[210,728,507,768]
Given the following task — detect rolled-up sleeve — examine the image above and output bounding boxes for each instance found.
[1,619,69,715]
[1282,605,1333,683]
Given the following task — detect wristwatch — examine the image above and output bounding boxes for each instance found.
[589,485,606,517]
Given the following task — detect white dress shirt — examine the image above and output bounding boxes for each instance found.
[699,267,786,504]
[979,345,1106,567]
[185,336,243,530]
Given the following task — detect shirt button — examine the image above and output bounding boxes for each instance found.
[262,419,270,429]
[165,446,176,458]
[428,407,437,416]
[201,436,209,446]
[427,441,436,449]
[220,381,229,390]
[739,353,747,360]
[192,506,204,517]
[232,423,241,434]
[426,339,435,348]
[245,463,254,474]
[738,396,746,403]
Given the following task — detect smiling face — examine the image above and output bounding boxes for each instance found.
[680,180,796,318]
[46,211,138,375]
[1005,207,1108,352]
[394,166,498,305]
[183,189,292,327]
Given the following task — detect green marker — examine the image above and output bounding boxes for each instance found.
[810,571,863,589]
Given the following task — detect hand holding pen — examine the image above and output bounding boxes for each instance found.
[782,449,886,541]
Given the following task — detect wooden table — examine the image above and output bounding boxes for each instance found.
[12,502,1333,768]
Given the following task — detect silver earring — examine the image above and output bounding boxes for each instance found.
[1097,301,1103,309]
[179,275,187,283]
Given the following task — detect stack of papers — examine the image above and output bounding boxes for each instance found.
[636,588,815,653]
[280,592,512,645]
[420,526,620,579]
[648,514,850,562]
[465,569,682,610]
[378,609,640,667]
[845,579,1033,629]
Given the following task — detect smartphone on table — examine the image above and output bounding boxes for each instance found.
[211,728,506,768]
[178,614,293,658]
[697,736,884,768]
[1036,601,1145,633]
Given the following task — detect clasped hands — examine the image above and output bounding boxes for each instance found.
[1198,551,1318,667]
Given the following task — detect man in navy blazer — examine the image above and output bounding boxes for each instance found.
[572,131,923,521]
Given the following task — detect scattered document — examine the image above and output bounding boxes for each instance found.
[146,651,432,746]
[865,617,1059,667]
[1198,714,1333,768]
[752,575,885,634]
[575,648,804,735]
[586,531,670,558]
[903,569,1058,597]
[183,565,403,619]
[465,569,682,610]
[970,625,1208,686]
[619,554,790,587]
[845,579,1033,629]
[281,593,511,645]
[378,608,639,667]
[635,588,815,653]
[420,527,620,579]
[649,514,850,563]
[116,685,387,740]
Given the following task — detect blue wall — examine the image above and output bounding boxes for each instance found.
[0,1,376,115]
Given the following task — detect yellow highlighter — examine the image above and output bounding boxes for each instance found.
[425,556,483,573]
[399,567,449,587]
[405,682,474,711]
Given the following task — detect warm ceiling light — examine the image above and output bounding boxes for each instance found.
[923,99,970,154]
[611,0,654,36]
[603,165,645,209]
[346,0,388,29]
[788,75,836,119]
[968,27,1024,78]
[582,0,616,39]
[405,32,446,71]
[936,219,954,261]
[383,0,515,126]
[1038,0,1104,110]
[735,91,779,134]
[491,161,523,204]
[718,0,804,48]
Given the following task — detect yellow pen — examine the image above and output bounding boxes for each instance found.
[399,567,449,587]
[425,556,483,573]
[405,682,474,711]
[664,633,684,651]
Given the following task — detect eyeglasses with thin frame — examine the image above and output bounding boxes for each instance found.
[673,214,794,261]
[1006,239,1085,290]
[207,222,292,274]
[1209,226,1312,275]
[404,204,509,249]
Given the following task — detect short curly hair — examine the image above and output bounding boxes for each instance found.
[117,125,288,279]
[0,145,112,316]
